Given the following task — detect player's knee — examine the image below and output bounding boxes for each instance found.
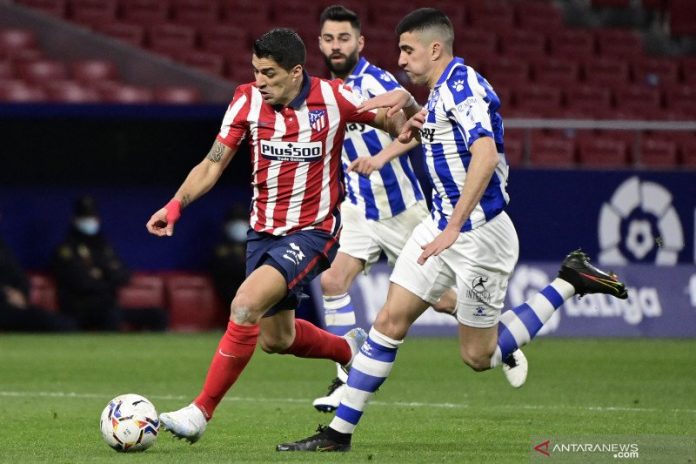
[460,346,493,372]
[258,333,293,353]
[320,270,348,296]
[373,309,408,340]
[229,293,262,325]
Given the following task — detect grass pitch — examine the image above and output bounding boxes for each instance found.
[1,334,694,463]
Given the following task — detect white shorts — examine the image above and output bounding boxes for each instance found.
[389,212,519,328]
[338,200,429,272]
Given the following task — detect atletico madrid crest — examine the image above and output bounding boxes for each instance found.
[309,109,327,132]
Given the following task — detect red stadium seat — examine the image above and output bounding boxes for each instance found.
[220,0,272,27]
[122,0,171,25]
[154,86,202,103]
[565,85,611,119]
[514,84,563,117]
[44,81,100,102]
[529,132,576,168]
[171,0,221,25]
[95,22,146,47]
[484,57,530,90]
[594,28,643,58]
[516,1,564,31]
[199,24,248,55]
[457,28,497,69]
[503,136,524,167]
[99,84,154,103]
[0,29,39,55]
[591,0,630,6]
[532,58,580,86]
[673,132,696,166]
[498,29,547,60]
[680,57,696,85]
[17,60,69,85]
[548,29,596,60]
[17,0,67,17]
[639,137,678,168]
[69,0,118,26]
[165,273,226,332]
[71,59,119,84]
[28,272,59,312]
[578,136,628,167]
[468,0,515,32]
[147,23,197,54]
[583,57,630,90]
[180,50,225,76]
[118,273,166,309]
[632,57,679,87]
[614,85,662,120]
[664,85,696,119]
[670,0,696,37]
[0,82,46,102]
[367,0,415,30]
[0,61,14,79]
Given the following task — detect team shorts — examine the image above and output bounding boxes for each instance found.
[338,200,429,272]
[245,228,339,316]
[389,211,519,328]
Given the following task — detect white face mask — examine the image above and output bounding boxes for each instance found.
[225,220,248,242]
[75,217,100,236]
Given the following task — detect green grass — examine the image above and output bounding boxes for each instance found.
[1,334,695,463]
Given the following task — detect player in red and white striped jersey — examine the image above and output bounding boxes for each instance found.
[145,28,406,445]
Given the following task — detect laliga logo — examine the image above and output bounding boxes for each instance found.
[598,176,684,265]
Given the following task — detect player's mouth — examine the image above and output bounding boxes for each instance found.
[330,54,345,62]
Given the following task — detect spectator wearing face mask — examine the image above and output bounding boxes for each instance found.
[209,204,248,306]
[51,195,168,331]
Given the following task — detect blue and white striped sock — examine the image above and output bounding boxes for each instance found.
[330,327,402,434]
[323,293,356,337]
[491,278,575,367]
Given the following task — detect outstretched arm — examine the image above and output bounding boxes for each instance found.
[347,138,420,176]
[358,89,421,119]
[417,137,499,265]
[146,140,237,237]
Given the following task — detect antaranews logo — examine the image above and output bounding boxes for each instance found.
[598,176,684,265]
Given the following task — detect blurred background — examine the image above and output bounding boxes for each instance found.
[0,0,694,334]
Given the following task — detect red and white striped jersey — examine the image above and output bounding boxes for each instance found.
[216,73,376,237]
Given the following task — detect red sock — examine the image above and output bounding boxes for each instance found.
[282,318,351,364]
[194,321,259,419]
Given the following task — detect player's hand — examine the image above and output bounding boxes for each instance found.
[398,108,427,143]
[146,199,181,237]
[418,227,459,265]
[347,155,385,176]
[358,89,414,117]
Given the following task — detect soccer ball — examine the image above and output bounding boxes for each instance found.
[100,393,159,452]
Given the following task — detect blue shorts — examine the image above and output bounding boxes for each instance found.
[246,228,338,316]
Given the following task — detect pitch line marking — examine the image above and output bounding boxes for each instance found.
[1,390,695,415]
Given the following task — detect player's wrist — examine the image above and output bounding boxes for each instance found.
[164,198,182,224]
[403,94,417,110]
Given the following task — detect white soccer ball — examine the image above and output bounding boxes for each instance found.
[100,393,159,452]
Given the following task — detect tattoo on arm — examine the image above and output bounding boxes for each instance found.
[181,194,191,208]
[206,140,225,163]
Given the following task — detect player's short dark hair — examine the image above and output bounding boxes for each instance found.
[319,5,361,32]
[396,8,454,46]
[253,28,305,70]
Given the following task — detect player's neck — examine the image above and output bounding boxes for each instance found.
[427,55,454,89]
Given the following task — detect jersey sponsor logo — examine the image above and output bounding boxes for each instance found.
[260,140,323,162]
[346,122,367,133]
[309,109,327,132]
[420,127,435,143]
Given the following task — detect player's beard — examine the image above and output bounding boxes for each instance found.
[324,49,359,77]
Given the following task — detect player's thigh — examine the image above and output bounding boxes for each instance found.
[389,219,455,307]
[320,251,365,293]
[336,202,382,272]
[374,282,432,340]
[373,200,428,265]
[231,264,288,322]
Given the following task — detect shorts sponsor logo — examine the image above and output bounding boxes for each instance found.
[466,275,491,304]
[260,140,323,162]
[282,242,305,265]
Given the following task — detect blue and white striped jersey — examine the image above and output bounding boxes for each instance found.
[342,57,424,220]
[420,57,510,232]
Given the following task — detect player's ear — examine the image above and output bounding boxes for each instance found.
[291,64,303,81]
[431,41,442,61]
[358,34,365,53]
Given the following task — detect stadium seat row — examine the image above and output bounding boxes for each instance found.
[29,271,228,331]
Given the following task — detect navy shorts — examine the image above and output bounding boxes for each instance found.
[246,228,338,316]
